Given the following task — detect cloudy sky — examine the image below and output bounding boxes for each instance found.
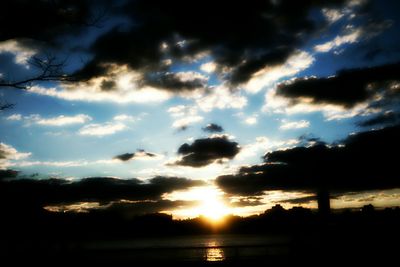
[1,0,400,219]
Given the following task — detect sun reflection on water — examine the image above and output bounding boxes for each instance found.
[204,241,225,261]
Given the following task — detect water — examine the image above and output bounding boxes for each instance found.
[82,234,291,262]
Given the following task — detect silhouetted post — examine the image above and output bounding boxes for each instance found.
[317,189,330,216]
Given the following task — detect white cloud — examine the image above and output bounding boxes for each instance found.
[235,137,300,162]
[168,105,199,118]
[235,112,258,125]
[0,39,37,66]
[7,113,93,127]
[321,0,363,24]
[79,122,127,136]
[9,158,124,168]
[244,51,315,93]
[44,202,106,213]
[174,71,208,83]
[6,114,22,121]
[172,116,203,129]
[28,64,172,104]
[0,143,31,160]
[0,143,31,169]
[168,105,188,117]
[181,50,211,63]
[130,150,164,161]
[162,59,172,66]
[314,28,362,53]
[315,16,392,53]
[280,120,310,130]
[195,85,247,112]
[322,8,344,23]
[323,102,378,121]
[200,61,217,73]
[167,105,204,129]
[321,0,369,25]
[113,114,137,122]
[36,114,92,126]
[348,0,367,8]
[12,160,87,168]
[245,116,258,125]
[29,84,171,104]
[263,87,380,121]
[235,136,270,161]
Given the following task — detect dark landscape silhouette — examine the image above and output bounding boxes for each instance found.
[1,0,400,266]
[1,195,399,266]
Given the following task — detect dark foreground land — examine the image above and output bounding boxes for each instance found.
[2,206,399,266]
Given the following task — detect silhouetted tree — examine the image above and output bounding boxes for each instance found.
[0,54,75,90]
[0,1,108,110]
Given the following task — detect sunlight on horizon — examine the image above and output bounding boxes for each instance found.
[163,186,230,221]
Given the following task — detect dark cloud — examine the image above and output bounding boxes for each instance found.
[174,135,240,167]
[202,123,224,133]
[174,125,189,132]
[114,153,135,161]
[0,1,113,90]
[276,62,400,108]
[45,199,198,216]
[217,124,400,196]
[0,0,93,42]
[144,72,208,92]
[298,133,325,146]
[357,111,400,127]
[114,149,157,161]
[0,176,205,208]
[100,199,198,216]
[74,0,350,88]
[230,196,264,207]
[100,80,117,91]
[0,0,111,50]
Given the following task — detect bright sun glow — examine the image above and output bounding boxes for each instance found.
[163,186,230,221]
[197,191,229,222]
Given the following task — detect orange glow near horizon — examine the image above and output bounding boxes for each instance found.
[163,186,230,222]
[197,190,229,222]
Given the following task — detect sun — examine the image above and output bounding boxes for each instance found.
[162,185,230,221]
[196,187,229,222]
[195,186,229,223]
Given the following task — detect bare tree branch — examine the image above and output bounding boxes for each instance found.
[0,99,15,111]
[0,2,110,112]
[83,5,108,28]
[0,54,76,90]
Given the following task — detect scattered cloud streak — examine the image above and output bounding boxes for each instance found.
[36,114,92,126]
[6,113,92,126]
[78,122,126,136]
[280,120,310,130]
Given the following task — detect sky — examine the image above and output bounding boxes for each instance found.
[1,0,400,219]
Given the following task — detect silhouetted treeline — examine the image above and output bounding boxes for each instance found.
[2,204,400,267]
[2,204,400,241]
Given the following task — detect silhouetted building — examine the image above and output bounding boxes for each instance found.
[317,189,330,216]
[361,204,375,213]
